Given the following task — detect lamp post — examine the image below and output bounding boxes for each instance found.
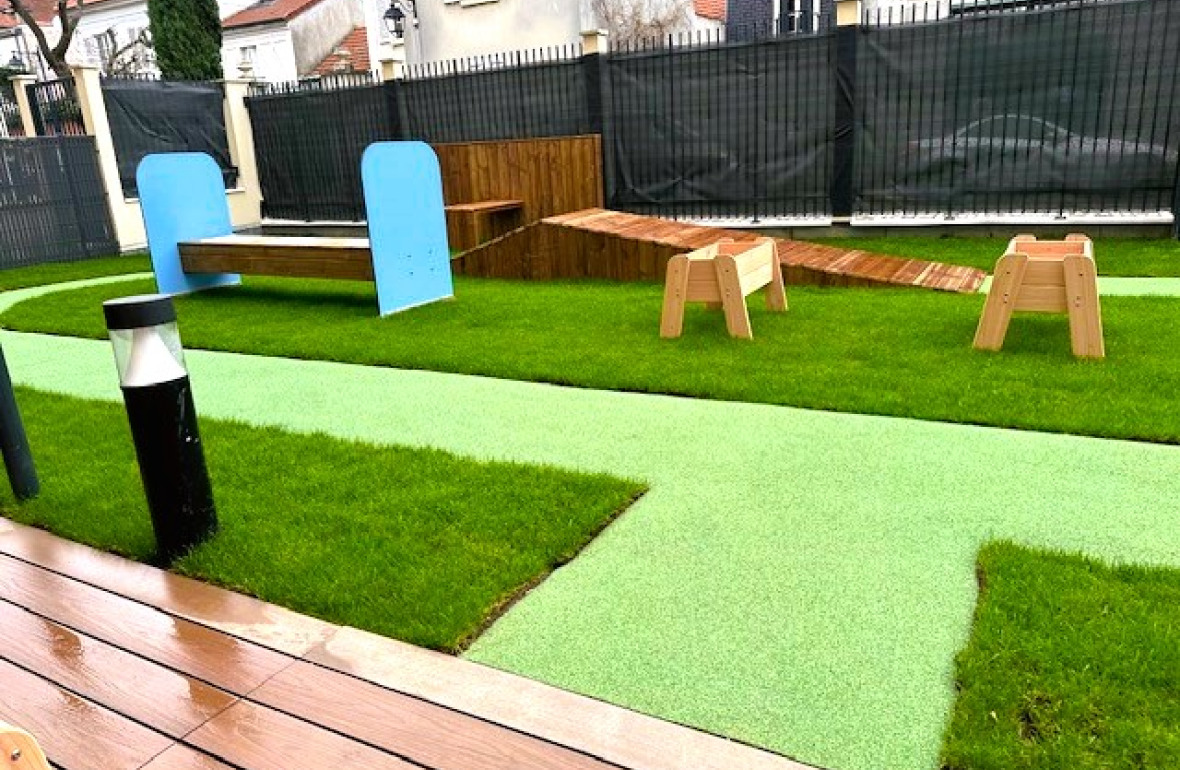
[103,294,217,563]
[0,345,37,501]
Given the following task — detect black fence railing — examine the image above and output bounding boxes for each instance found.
[0,136,119,267]
[855,0,1180,217]
[100,76,237,197]
[249,71,380,97]
[27,78,86,137]
[246,0,1180,225]
[0,99,22,138]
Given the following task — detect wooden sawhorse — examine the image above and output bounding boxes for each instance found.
[973,234,1104,359]
[660,238,787,339]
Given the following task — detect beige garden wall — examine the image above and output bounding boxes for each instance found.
[70,66,262,253]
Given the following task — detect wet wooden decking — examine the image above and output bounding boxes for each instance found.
[453,208,987,293]
[0,518,811,770]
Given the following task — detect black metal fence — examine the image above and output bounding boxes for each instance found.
[0,136,119,268]
[855,0,1180,216]
[246,0,1180,224]
[27,78,86,137]
[101,76,238,198]
[246,45,595,220]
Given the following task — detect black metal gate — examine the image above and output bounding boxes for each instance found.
[0,136,119,268]
[26,78,86,137]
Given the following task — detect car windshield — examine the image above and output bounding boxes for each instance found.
[959,116,1068,142]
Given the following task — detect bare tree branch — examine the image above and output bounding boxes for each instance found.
[590,0,691,46]
[7,0,83,77]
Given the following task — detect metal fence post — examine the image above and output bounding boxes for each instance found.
[831,0,861,222]
[581,29,609,207]
[10,74,38,137]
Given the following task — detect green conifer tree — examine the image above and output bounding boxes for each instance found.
[149,0,224,80]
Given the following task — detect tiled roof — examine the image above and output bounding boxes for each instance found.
[223,0,328,29]
[0,0,62,28]
[694,0,726,21]
[314,25,369,75]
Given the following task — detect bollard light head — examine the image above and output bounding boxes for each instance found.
[102,294,187,388]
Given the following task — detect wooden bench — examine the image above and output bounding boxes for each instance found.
[180,235,375,281]
[445,200,523,253]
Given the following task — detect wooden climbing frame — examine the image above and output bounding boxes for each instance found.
[660,238,788,339]
[973,234,1104,359]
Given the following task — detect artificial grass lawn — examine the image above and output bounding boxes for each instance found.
[943,542,1180,770]
[0,387,641,652]
[808,237,1180,276]
[0,254,149,290]
[6,275,1180,444]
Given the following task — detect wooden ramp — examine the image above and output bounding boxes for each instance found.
[0,518,812,770]
[453,209,986,293]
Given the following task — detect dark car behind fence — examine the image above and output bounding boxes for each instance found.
[245,0,1180,225]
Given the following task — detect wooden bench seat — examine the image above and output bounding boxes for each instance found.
[180,235,375,281]
[445,199,524,253]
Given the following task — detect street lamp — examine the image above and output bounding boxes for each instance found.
[382,0,416,39]
[103,294,217,564]
[5,54,24,73]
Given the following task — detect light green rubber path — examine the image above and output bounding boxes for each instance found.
[978,275,1180,295]
[5,276,1180,770]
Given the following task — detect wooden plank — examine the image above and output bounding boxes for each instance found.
[0,555,293,695]
[307,626,811,770]
[139,746,236,770]
[660,254,691,338]
[1063,253,1105,358]
[180,238,375,281]
[0,659,173,770]
[0,599,237,739]
[186,701,414,770]
[1020,258,1067,286]
[253,662,614,770]
[974,253,1029,351]
[445,200,523,213]
[0,520,338,658]
[1013,284,1068,312]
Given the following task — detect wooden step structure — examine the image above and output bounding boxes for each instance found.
[452,209,987,293]
[0,518,812,770]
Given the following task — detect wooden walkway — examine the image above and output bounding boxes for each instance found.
[0,518,812,770]
[453,209,986,293]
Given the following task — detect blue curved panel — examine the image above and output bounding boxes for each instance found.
[361,142,453,316]
[137,153,240,295]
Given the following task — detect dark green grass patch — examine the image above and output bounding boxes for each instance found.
[809,237,1180,276]
[0,387,642,651]
[0,254,150,290]
[6,276,1180,443]
[942,542,1180,770]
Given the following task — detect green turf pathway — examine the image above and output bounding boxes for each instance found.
[4,276,1180,770]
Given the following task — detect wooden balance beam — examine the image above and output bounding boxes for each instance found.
[180,236,375,281]
[660,238,787,339]
[973,234,1104,358]
[139,143,453,317]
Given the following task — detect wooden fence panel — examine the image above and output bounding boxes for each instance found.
[433,135,603,225]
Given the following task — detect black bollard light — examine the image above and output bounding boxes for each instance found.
[103,294,217,563]
[0,344,38,500]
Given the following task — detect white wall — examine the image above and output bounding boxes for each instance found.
[222,25,298,83]
[289,0,364,74]
[409,0,585,63]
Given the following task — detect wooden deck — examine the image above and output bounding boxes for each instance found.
[0,518,812,770]
[453,209,987,293]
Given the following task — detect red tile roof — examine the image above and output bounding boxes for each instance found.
[694,0,726,21]
[223,0,329,29]
[0,0,62,28]
[314,25,369,75]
